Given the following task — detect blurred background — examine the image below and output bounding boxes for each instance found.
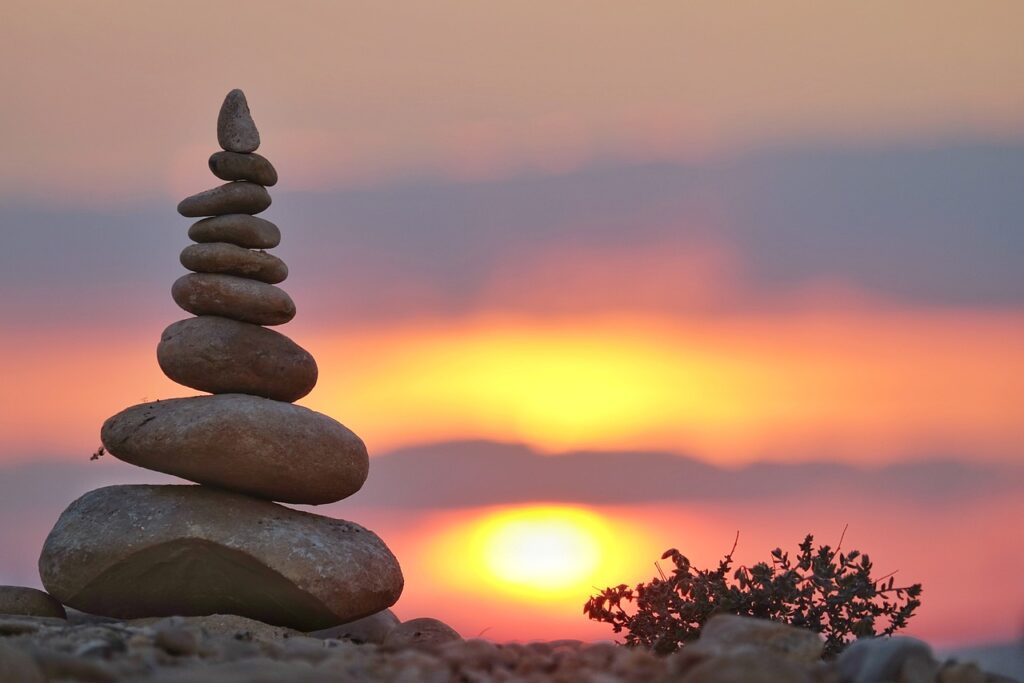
[1,0,1022,649]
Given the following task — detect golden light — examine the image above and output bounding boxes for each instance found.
[427,504,631,602]
[477,506,605,595]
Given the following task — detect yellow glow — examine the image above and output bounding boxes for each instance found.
[301,311,1024,463]
[478,507,605,594]
[427,505,630,601]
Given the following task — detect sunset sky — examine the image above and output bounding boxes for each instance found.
[1,1,1022,647]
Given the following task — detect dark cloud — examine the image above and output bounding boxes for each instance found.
[340,440,1024,510]
[3,141,1023,330]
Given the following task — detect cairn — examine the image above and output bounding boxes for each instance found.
[37,90,403,631]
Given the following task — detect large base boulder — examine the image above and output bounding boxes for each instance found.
[39,485,403,631]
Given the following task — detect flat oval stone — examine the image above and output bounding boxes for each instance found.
[180,243,288,284]
[171,273,295,326]
[157,316,317,402]
[101,395,368,504]
[39,485,403,630]
[209,151,278,186]
[0,586,66,619]
[218,89,260,153]
[177,182,271,217]
[189,214,280,249]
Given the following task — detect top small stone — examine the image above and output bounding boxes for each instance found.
[217,89,260,153]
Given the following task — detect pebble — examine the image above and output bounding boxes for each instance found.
[679,651,815,683]
[100,394,369,504]
[189,214,281,249]
[0,585,66,619]
[308,608,399,644]
[39,485,404,631]
[209,151,278,186]
[131,614,302,644]
[217,89,261,153]
[171,273,295,326]
[177,182,271,217]
[383,618,462,651]
[157,316,318,402]
[180,242,288,284]
[154,627,200,657]
[836,636,940,683]
[689,613,824,663]
[0,641,44,683]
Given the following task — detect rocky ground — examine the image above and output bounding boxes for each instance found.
[0,611,1019,683]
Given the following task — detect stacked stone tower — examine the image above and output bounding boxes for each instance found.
[38,90,403,631]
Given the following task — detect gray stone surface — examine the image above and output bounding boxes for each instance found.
[688,614,823,663]
[383,618,462,651]
[39,485,403,631]
[837,636,939,683]
[177,182,271,217]
[100,394,368,504]
[0,586,66,620]
[0,641,44,683]
[157,316,317,402]
[308,609,399,644]
[180,242,288,284]
[209,151,277,186]
[171,273,295,326]
[217,89,260,153]
[188,214,280,249]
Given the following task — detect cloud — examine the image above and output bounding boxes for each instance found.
[338,440,1024,510]
[3,142,1023,332]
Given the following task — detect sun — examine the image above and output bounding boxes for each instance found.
[467,505,615,599]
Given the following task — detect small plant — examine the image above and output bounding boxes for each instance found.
[584,531,922,657]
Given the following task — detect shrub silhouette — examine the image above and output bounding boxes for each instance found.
[584,532,922,657]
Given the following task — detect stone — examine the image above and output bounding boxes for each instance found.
[308,608,399,644]
[177,182,271,217]
[130,614,302,644]
[189,214,281,249]
[39,485,404,631]
[689,614,824,663]
[939,661,987,683]
[837,636,939,683]
[172,273,295,326]
[154,626,200,657]
[679,652,814,683]
[0,585,66,619]
[382,618,461,650]
[101,394,368,504]
[0,615,66,635]
[218,89,261,153]
[209,151,278,186]
[157,316,317,402]
[0,641,44,683]
[180,242,288,284]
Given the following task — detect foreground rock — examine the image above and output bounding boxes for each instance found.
[180,242,288,283]
[157,317,317,402]
[171,273,295,325]
[39,485,403,630]
[0,612,1018,682]
[177,182,271,217]
[0,586,66,619]
[188,214,281,248]
[101,395,367,504]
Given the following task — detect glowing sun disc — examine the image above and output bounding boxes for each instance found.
[472,505,612,597]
